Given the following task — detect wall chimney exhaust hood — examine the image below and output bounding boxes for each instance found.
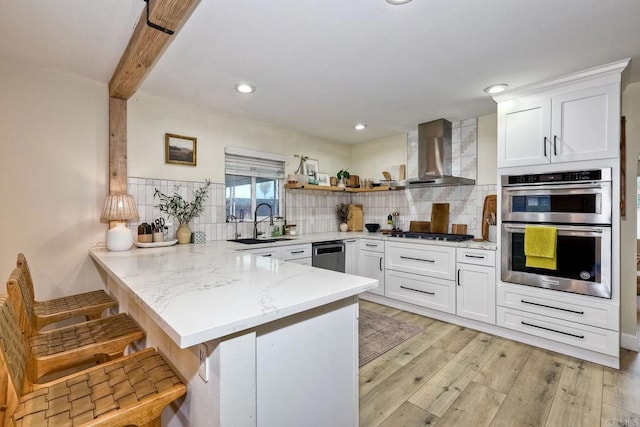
[398,118,475,187]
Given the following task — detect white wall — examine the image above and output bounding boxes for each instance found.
[620,81,640,343]
[477,113,497,185]
[0,58,108,299]
[349,134,407,181]
[127,93,351,183]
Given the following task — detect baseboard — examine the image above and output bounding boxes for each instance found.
[621,332,639,351]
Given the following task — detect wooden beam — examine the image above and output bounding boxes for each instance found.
[109,0,200,99]
[109,97,128,194]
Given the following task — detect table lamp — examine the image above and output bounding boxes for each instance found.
[100,193,140,251]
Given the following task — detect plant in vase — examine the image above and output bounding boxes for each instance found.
[154,180,211,244]
[336,169,350,188]
[336,203,350,232]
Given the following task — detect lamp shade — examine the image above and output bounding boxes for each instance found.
[100,194,139,251]
[100,194,139,222]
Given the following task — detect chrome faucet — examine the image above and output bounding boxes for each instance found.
[253,203,274,239]
[226,214,241,239]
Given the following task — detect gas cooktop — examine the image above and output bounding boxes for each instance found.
[388,231,475,242]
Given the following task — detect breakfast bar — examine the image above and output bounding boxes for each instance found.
[89,242,377,427]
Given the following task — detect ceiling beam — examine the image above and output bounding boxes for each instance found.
[109,0,200,99]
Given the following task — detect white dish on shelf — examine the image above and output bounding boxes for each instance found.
[134,239,178,248]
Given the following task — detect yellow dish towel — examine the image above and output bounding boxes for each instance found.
[524,225,557,270]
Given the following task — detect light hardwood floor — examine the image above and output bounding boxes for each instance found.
[359,300,640,427]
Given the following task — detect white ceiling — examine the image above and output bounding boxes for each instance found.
[2,0,640,144]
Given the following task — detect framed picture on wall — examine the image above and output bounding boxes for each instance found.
[165,133,197,166]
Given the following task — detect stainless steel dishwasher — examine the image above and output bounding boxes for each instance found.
[312,240,345,273]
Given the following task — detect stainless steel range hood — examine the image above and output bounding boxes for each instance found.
[398,118,475,187]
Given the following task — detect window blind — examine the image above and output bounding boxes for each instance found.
[225,146,286,178]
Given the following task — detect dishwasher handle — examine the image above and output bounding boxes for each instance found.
[313,243,345,256]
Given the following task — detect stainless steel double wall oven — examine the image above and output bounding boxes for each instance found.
[501,169,612,298]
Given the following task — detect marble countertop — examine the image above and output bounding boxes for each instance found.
[90,241,377,349]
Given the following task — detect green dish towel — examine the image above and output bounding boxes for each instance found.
[524,225,557,270]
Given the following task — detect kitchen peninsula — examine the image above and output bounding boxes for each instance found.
[89,241,377,427]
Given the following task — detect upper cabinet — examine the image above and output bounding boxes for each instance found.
[494,59,629,169]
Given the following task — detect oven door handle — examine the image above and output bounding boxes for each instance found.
[503,224,604,234]
[502,182,610,192]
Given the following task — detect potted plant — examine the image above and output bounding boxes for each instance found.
[154,179,211,244]
[336,203,350,232]
[336,169,350,188]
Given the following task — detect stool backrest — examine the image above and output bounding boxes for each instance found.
[16,253,35,301]
[5,268,36,337]
[0,294,27,419]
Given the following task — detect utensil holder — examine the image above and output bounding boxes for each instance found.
[488,225,497,243]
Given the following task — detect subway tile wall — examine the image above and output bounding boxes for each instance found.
[127,119,496,241]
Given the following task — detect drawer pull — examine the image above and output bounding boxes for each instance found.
[400,256,435,263]
[464,254,485,259]
[262,254,272,257]
[521,321,584,339]
[400,285,435,296]
[365,243,379,248]
[521,300,584,315]
[290,250,305,254]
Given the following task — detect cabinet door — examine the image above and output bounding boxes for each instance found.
[551,83,619,163]
[344,240,358,275]
[456,263,496,324]
[357,250,384,295]
[497,96,551,168]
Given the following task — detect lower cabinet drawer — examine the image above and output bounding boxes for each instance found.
[497,307,619,356]
[498,284,618,331]
[385,270,455,314]
[281,244,312,261]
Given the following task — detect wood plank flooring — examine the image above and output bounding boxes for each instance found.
[359,300,640,427]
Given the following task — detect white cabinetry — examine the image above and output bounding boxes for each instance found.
[344,239,358,274]
[357,239,384,296]
[497,282,619,356]
[385,241,456,313]
[456,248,496,324]
[495,59,628,168]
[245,243,312,265]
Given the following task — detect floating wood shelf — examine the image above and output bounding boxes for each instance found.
[285,183,393,193]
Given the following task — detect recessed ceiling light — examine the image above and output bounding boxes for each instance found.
[354,123,367,130]
[484,84,508,94]
[386,0,412,4]
[234,83,255,94]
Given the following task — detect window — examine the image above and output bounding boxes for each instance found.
[225,147,285,220]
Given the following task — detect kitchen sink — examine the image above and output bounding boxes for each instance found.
[228,238,294,245]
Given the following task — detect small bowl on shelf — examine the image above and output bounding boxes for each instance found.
[365,223,380,232]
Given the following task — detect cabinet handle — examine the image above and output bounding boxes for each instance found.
[345,239,356,243]
[553,135,557,156]
[401,285,435,295]
[400,256,435,263]
[520,321,584,339]
[457,269,461,286]
[262,254,272,257]
[290,250,305,254]
[521,299,584,315]
[464,254,485,259]
[543,136,547,157]
[379,257,383,271]
[365,243,378,247]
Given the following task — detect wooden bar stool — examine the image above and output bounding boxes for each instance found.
[0,294,186,426]
[6,268,145,382]
[17,253,116,330]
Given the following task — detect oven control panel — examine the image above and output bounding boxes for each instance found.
[503,168,610,186]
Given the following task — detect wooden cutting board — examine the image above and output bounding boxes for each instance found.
[481,194,497,241]
[347,204,363,231]
[430,203,449,234]
[409,221,431,233]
